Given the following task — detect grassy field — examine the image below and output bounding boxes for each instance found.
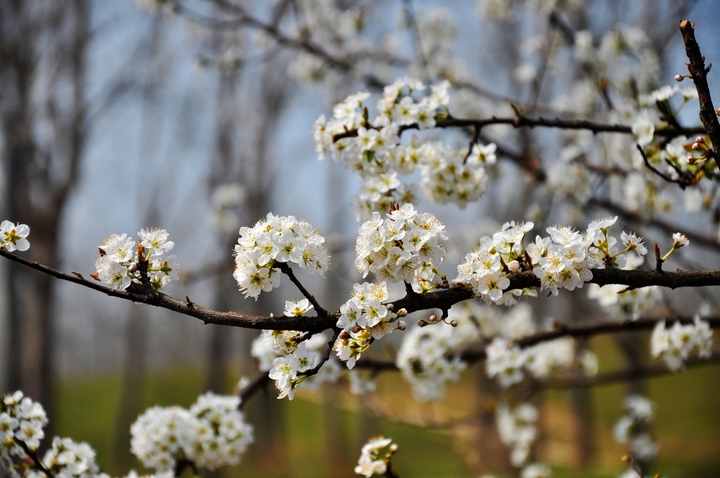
[53,343,720,477]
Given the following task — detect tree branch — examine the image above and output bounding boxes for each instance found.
[276,262,328,316]
[355,316,720,369]
[679,19,720,161]
[4,247,720,335]
[332,116,704,143]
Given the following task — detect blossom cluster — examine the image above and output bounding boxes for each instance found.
[313,78,497,216]
[233,213,329,299]
[1,391,49,470]
[355,203,447,290]
[651,316,713,371]
[395,307,479,401]
[480,304,597,388]
[1,393,109,478]
[496,402,539,468]
[37,436,108,478]
[613,395,659,462]
[95,228,178,292]
[252,331,340,399]
[334,282,405,369]
[456,216,648,305]
[354,436,397,477]
[485,335,597,389]
[130,393,253,472]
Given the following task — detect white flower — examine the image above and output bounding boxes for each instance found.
[139,227,174,258]
[632,114,655,146]
[672,232,689,248]
[0,220,30,252]
[283,298,314,317]
[621,231,647,256]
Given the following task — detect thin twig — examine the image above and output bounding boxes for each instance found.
[636,144,696,189]
[679,19,720,161]
[300,328,341,379]
[276,261,328,316]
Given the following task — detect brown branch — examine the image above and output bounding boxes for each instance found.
[636,144,696,189]
[276,261,328,316]
[14,438,54,477]
[545,351,720,389]
[355,316,720,369]
[589,198,720,251]
[300,328,341,379]
[331,116,704,143]
[4,247,720,334]
[238,373,271,408]
[679,20,720,161]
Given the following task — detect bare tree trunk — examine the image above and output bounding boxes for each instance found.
[0,2,89,436]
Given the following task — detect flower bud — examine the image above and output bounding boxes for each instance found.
[396,308,408,317]
[696,136,706,144]
[675,74,683,82]
[128,262,138,273]
[397,320,406,330]
[507,260,520,273]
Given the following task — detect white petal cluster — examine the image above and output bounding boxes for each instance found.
[455,221,534,304]
[355,204,447,290]
[457,217,648,303]
[396,308,480,401]
[587,283,661,320]
[354,436,396,477]
[130,393,253,473]
[483,302,598,388]
[39,436,109,478]
[334,282,404,369]
[521,463,552,478]
[496,402,538,467]
[252,331,339,399]
[233,213,329,299]
[0,220,30,252]
[651,316,713,371]
[95,228,178,292]
[1,391,48,459]
[313,78,497,216]
[613,395,659,462]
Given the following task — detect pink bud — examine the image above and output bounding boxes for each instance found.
[508,260,520,273]
[687,155,695,164]
[696,136,705,144]
[128,262,138,272]
[674,74,683,82]
[692,143,701,150]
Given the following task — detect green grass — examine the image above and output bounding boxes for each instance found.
[52,353,720,478]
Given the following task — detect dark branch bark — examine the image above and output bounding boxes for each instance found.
[3,247,720,334]
[355,316,720,369]
[332,116,704,143]
[679,19,720,161]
